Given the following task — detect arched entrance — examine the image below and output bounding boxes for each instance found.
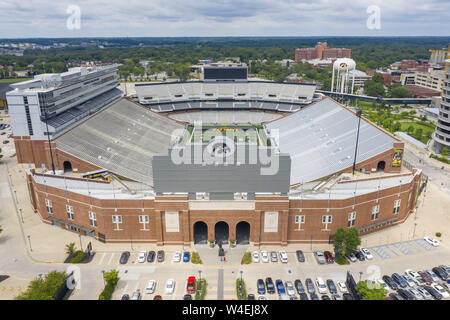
[236,221,250,245]
[193,221,208,244]
[377,161,386,172]
[214,221,229,244]
[63,161,72,173]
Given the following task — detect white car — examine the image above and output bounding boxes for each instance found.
[416,287,432,300]
[337,282,348,293]
[405,269,421,279]
[165,279,175,294]
[376,279,389,291]
[402,274,415,287]
[145,280,156,294]
[279,251,289,263]
[260,251,269,263]
[424,270,439,283]
[131,290,141,300]
[359,247,373,260]
[431,283,450,298]
[407,287,424,300]
[137,251,147,263]
[172,251,181,262]
[423,236,440,247]
[316,277,328,294]
[252,251,260,263]
[285,281,295,296]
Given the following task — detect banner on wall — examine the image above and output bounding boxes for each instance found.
[392,149,403,167]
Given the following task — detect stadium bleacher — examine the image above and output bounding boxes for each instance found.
[168,110,282,124]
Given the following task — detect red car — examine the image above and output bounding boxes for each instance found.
[324,251,335,264]
[187,276,196,294]
[418,271,433,285]
[153,295,162,300]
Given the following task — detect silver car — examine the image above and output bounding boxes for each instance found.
[270,251,278,262]
[314,250,326,264]
[407,288,424,300]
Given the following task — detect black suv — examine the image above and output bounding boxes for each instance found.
[147,251,155,262]
[119,251,130,264]
[382,275,398,290]
[397,288,415,300]
[157,250,165,262]
[326,279,337,294]
[391,273,407,288]
[294,279,305,294]
[432,267,448,281]
[296,250,305,262]
[265,277,275,294]
[257,279,266,295]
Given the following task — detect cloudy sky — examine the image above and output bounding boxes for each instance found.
[0,0,449,38]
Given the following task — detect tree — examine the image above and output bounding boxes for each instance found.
[414,128,423,140]
[333,228,361,257]
[104,269,120,286]
[65,242,76,255]
[442,146,450,157]
[355,281,387,300]
[15,271,67,300]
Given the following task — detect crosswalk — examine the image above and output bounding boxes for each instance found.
[203,267,239,300]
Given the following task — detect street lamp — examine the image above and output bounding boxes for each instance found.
[352,108,362,175]
[130,233,133,251]
[79,234,83,251]
[258,234,261,250]
[413,223,418,239]
[240,271,243,282]
[359,271,363,282]
[101,270,105,286]
[27,235,32,252]
[310,234,313,251]
[19,208,24,224]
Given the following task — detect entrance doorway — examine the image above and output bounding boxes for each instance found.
[193,221,208,244]
[377,161,386,172]
[214,221,229,244]
[236,221,250,245]
[63,161,72,173]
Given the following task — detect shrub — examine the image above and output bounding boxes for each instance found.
[195,279,207,300]
[435,232,442,238]
[65,242,76,255]
[335,252,349,265]
[241,252,252,265]
[236,278,247,300]
[191,251,203,264]
[15,271,67,300]
[69,250,85,263]
[99,283,116,300]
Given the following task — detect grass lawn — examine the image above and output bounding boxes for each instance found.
[398,122,435,144]
[0,78,31,83]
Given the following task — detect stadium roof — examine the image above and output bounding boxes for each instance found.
[266,97,398,185]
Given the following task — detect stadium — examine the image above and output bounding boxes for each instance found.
[9,65,423,246]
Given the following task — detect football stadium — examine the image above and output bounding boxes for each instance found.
[7,64,423,245]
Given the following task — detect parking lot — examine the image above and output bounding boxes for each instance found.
[368,238,438,260]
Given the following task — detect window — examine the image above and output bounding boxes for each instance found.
[89,211,97,227]
[139,215,149,230]
[348,212,356,227]
[234,192,248,200]
[322,215,332,230]
[45,199,53,214]
[393,200,401,215]
[66,205,74,220]
[112,215,122,230]
[371,205,379,221]
[295,215,305,230]
[196,192,209,200]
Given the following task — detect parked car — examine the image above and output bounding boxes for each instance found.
[137,251,147,263]
[165,279,175,294]
[342,293,354,300]
[407,287,424,300]
[252,251,260,263]
[172,251,182,262]
[423,286,442,300]
[382,275,398,291]
[131,290,141,300]
[258,295,267,300]
[355,251,366,261]
[310,293,319,300]
[397,288,415,300]
[186,276,196,294]
[183,294,192,300]
[305,278,315,294]
[346,253,357,262]
[376,279,389,291]
[324,251,334,264]
[299,292,309,300]
[275,279,285,294]
[153,295,162,300]
[260,251,269,263]
[315,277,328,294]
[2,140,9,144]
[360,247,373,260]
[412,276,427,287]
[332,293,342,300]
[157,250,165,262]
[121,294,129,300]
[432,267,448,281]
[257,279,266,295]
[431,283,450,298]
[423,236,440,247]
[418,271,433,285]
[392,273,408,288]
[389,293,404,300]
[326,279,337,294]
[416,287,432,300]
[294,279,305,294]
[314,250,326,264]
[285,281,295,296]
[424,270,439,283]
[405,269,421,280]
[402,274,415,287]
[183,251,190,262]
[279,251,288,263]
[147,251,155,262]
[247,294,256,300]
[439,265,450,276]
[296,250,305,262]
[145,280,156,294]
[119,251,130,264]
[321,295,331,300]
[289,296,299,300]
[337,282,348,293]
[265,277,275,294]
[270,251,278,262]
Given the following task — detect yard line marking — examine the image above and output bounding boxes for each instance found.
[98,253,106,265]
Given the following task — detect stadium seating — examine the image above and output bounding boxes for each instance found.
[168,111,282,124]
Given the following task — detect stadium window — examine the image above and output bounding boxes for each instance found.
[393,200,401,215]
[295,215,305,230]
[66,205,74,220]
[348,212,356,227]
[45,199,53,214]
[234,192,247,200]
[112,215,122,230]
[196,192,209,200]
[139,215,149,230]
[89,211,97,227]
[371,205,380,221]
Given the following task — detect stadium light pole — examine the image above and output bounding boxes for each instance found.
[352,108,362,176]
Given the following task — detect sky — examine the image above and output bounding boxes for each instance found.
[0,0,449,38]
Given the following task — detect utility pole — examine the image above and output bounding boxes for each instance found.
[352,108,362,175]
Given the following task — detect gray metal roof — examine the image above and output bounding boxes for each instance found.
[266,98,397,184]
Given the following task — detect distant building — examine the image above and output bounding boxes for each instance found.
[414,68,445,92]
[295,42,351,62]
[431,66,450,153]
